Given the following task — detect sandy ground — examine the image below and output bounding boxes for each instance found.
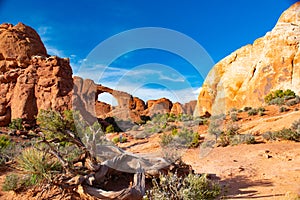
[0,104,300,199]
[183,142,300,199]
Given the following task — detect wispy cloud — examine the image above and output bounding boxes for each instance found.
[37,25,65,57]
[76,63,200,104]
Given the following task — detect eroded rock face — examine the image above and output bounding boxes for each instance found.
[183,100,197,116]
[170,102,185,115]
[0,23,73,126]
[145,98,173,117]
[198,2,300,115]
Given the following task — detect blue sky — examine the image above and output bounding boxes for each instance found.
[0,0,298,103]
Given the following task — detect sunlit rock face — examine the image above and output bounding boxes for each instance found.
[198,2,300,115]
[0,23,73,126]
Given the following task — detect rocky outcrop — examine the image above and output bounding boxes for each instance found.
[170,102,185,115]
[0,22,198,126]
[198,2,300,115]
[145,98,173,117]
[183,100,197,116]
[0,23,73,126]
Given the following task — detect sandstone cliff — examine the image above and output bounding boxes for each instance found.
[198,2,300,115]
[0,23,72,126]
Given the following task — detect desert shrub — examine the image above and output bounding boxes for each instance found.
[0,135,11,149]
[264,89,296,104]
[258,107,266,112]
[248,108,258,116]
[208,115,224,140]
[176,129,200,148]
[217,124,257,146]
[164,124,177,132]
[243,134,256,144]
[160,133,173,147]
[259,110,265,116]
[160,129,200,148]
[279,106,288,113]
[291,119,300,133]
[262,131,277,141]
[167,113,176,122]
[8,118,23,130]
[230,108,238,113]
[238,109,243,113]
[243,107,252,112]
[0,135,16,165]
[105,124,115,133]
[112,135,127,144]
[145,125,162,134]
[274,128,299,141]
[172,128,178,136]
[295,108,299,111]
[146,173,220,200]
[2,174,19,191]
[263,124,300,142]
[230,112,238,122]
[17,147,62,183]
[269,97,284,106]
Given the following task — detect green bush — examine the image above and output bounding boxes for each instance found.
[112,135,127,144]
[230,112,238,122]
[258,107,266,112]
[8,118,23,130]
[0,135,16,165]
[262,124,300,142]
[105,124,115,133]
[279,106,288,113]
[291,119,300,133]
[172,128,178,136]
[243,107,252,112]
[146,173,220,200]
[248,108,258,116]
[160,133,174,147]
[264,89,296,104]
[0,135,11,150]
[269,97,284,106]
[17,147,62,183]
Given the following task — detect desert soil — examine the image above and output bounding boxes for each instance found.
[0,105,300,199]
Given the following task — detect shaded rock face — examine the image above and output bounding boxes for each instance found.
[198,2,300,115]
[0,23,73,126]
[75,77,198,123]
[73,77,147,123]
[183,100,197,116]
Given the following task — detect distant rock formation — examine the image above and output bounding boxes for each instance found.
[0,23,72,126]
[198,2,300,115]
[0,22,198,126]
[74,77,197,123]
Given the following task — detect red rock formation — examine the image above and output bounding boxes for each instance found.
[183,100,197,116]
[0,23,72,126]
[198,2,300,115]
[0,22,197,126]
[170,102,184,115]
[145,98,173,116]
